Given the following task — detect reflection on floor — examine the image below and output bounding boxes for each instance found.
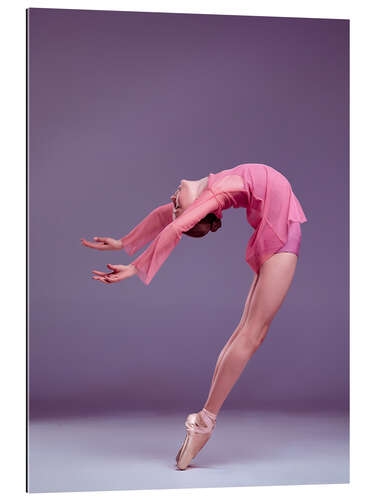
[28,409,349,493]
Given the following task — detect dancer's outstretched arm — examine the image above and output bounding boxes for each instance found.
[91,190,221,286]
[81,202,173,252]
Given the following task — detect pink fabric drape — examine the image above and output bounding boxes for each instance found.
[120,202,174,255]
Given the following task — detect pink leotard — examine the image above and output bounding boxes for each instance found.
[275,220,302,256]
[121,163,308,285]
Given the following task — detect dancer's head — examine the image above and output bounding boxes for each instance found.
[170,179,195,220]
[170,179,222,237]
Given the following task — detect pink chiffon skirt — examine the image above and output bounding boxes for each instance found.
[274,221,302,256]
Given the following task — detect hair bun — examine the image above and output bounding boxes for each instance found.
[210,218,222,232]
[200,213,222,233]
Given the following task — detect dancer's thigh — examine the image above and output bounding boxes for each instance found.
[221,253,297,351]
[237,272,259,329]
[243,252,298,334]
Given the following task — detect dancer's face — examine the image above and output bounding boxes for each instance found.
[170,180,195,220]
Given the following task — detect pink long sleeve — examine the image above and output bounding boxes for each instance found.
[120,202,174,256]
[130,190,220,285]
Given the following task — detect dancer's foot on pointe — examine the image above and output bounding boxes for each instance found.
[176,408,217,470]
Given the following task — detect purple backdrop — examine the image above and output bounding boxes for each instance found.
[28,8,349,418]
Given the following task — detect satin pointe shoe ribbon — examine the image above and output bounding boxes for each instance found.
[185,409,216,435]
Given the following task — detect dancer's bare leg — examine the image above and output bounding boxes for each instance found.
[202,252,298,416]
[204,272,259,403]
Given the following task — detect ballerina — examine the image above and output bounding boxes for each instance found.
[81,162,307,470]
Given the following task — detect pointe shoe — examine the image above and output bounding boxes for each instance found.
[176,408,216,470]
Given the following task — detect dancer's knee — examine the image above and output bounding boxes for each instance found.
[237,322,270,355]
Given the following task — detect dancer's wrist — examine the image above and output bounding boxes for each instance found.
[129,264,138,276]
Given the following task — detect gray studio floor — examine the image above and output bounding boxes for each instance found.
[28,409,349,493]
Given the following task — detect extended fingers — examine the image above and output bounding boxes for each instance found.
[91,271,120,284]
[81,238,109,249]
[92,275,113,284]
[81,238,97,248]
[92,269,107,276]
[92,276,110,284]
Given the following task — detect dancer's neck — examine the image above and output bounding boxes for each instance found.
[188,176,208,200]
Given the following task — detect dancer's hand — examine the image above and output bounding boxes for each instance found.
[81,236,123,251]
[91,264,137,284]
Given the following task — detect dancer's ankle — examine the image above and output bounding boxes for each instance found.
[201,407,217,421]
